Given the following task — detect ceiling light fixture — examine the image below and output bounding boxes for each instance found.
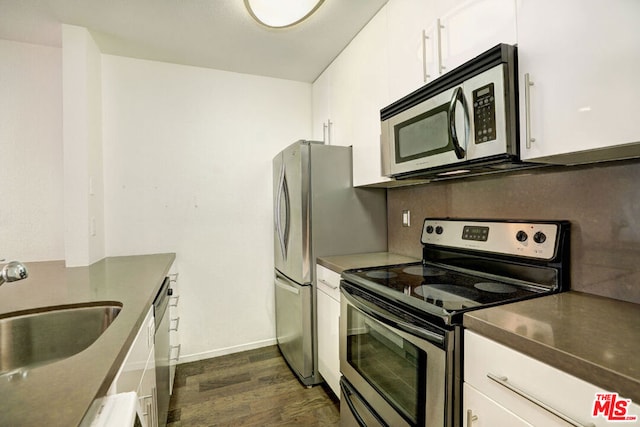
[244,0,325,29]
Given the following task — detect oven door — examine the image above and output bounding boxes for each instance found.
[340,283,451,427]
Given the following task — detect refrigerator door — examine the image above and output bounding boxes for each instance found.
[274,271,313,381]
[273,142,311,285]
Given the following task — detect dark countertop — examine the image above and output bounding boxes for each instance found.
[463,291,640,403]
[0,253,176,427]
[317,251,420,274]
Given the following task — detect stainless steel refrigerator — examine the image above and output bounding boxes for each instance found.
[273,140,387,386]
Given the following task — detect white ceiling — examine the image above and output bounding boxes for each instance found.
[0,0,388,82]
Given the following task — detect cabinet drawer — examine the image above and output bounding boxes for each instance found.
[464,330,639,427]
[316,265,341,301]
[464,383,532,427]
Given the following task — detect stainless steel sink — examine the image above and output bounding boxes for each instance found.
[0,303,122,377]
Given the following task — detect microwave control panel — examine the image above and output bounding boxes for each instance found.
[472,83,496,143]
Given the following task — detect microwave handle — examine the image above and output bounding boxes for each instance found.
[448,86,469,159]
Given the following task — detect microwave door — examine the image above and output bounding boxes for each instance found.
[386,87,467,176]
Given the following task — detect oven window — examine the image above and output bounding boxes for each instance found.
[395,103,451,163]
[346,306,426,425]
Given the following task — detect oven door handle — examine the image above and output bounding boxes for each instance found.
[340,377,389,427]
[342,288,445,346]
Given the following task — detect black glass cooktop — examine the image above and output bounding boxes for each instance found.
[342,261,551,324]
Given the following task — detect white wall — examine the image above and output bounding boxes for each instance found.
[0,40,64,262]
[62,25,106,267]
[101,55,312,360]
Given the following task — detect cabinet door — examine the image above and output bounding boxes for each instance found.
[346,9,391,187]
[439,0,517,74]
[387,0,436,98]
[518,0,640,162]
[138,348,158,427]
[312,70,331,143]
[464,383,533,427]
[316,265,341,396]
[114,307,155,394]
[317,287,340,396]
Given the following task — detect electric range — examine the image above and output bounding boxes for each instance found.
[339,218,570,427]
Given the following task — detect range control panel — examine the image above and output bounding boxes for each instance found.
[421,219,560,260]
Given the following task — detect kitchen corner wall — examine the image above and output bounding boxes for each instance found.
[387,160,640,305]
[62,25,106,267]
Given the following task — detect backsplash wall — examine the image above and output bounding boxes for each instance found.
[387,160,640,305]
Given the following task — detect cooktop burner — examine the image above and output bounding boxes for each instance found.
[402,265,446,277]
[474,282,517,294]
[365,270,398,279]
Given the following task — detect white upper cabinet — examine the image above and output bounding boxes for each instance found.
[419,0,517,85]
[312,6,391,186]
[311,70,332,144]
[438,0,517,73]
[518,0,640,163]
[386,0,436,101]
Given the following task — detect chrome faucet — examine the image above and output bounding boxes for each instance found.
[0,260,28,286]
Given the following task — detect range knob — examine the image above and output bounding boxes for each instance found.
[435,226,444,235]
[426,225,434,234]
[533,231,547,244]
[516,230,528,242]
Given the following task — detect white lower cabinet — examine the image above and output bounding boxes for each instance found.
[316,264,341,396]
[111,307,158,427]
[464,330,640,427]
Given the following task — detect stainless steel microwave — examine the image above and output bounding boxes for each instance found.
[381,44,523,180]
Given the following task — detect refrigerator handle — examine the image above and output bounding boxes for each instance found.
[282,169,291,258]
[276,162,287,259]
[276,162,291,260]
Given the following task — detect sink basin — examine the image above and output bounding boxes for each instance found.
[0,303,122,377]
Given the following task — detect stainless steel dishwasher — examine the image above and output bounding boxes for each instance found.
[154,277,171,427]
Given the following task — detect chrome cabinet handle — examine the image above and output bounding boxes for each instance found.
[323,122,328,143]
[169,295,180,307]
[422,29,430,82]
[151,386,157,427]
[170,344,182,362]
[327,119,333,145]
[170,316,180,331]
[524,73,535,149]
[318,278,338,290]
[487,373,596,427]
[437,18,445,75]
[466,409,478,427]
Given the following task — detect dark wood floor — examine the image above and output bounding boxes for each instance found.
[167,345,340,426]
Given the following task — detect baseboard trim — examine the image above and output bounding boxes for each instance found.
[177,338,278,364]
